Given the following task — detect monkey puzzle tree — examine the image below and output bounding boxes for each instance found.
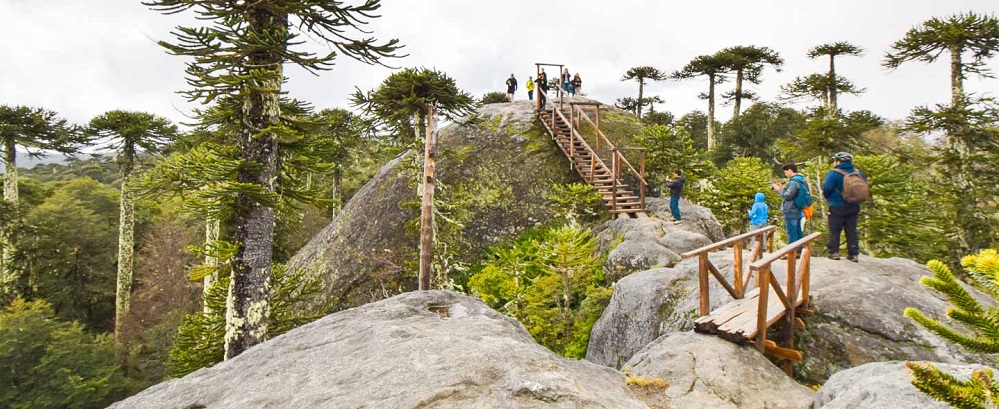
[808,42,865,115]
[673,53,732,150]
[145,0,402,359]
[312,108,363,211]
[86,110,178,340]
[718,46,783,119]
[352,68,475,291]
[0,105,77,298]
[621,66,669,119]
[780,73,864,111]
[885,12,999,254]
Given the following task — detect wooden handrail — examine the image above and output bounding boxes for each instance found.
[749,232,822,271]
[572,106,649,189]
[681,226,778,258]
[551,108,612,176]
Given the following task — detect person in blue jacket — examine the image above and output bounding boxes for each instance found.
[748,192,769,230]
[748,192,769,247]
[822,152,865,262]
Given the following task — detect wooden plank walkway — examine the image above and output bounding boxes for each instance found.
[694,285,803,343]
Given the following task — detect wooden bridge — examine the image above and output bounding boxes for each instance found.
[536,100,648,217]
[681,227,821,374]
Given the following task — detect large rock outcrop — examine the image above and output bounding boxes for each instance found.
[595,201,721,280]
[586,253,735,368]
[587,249,995,384]
[288,101,596,307]
[795,255,994,384]
[110,291,648,408]
[623,332,813,409]
[812,361,991,408]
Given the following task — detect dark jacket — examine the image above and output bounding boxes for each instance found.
[665,176,685,197]
[777,174,807,218]
[822,162,865,208]
[506,77,517,92]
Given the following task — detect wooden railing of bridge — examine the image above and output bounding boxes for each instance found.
[681,227,820,375]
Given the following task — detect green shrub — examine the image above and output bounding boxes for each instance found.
[0,299,132,409]
[479,92,509,105]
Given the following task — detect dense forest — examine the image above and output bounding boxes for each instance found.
[1,3,998,407]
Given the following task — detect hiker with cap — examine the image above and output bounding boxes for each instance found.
[822,152,869,262]
[772,163,811,252]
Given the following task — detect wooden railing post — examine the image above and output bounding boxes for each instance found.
[590,156,596,183]
[756,265,771,353]
[639,149,646,210]
[699,254,710,317]
[734,241,744,298]
[611,151,618,211]
[569,108,575,158]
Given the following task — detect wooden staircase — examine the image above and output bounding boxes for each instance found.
[538,103,647,217]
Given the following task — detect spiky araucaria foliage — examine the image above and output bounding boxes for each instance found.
[145,0,402,359]
[905,249,999,408]
[621,66,669,119]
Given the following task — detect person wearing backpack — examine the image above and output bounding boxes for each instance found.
[772,163,811,251]
[822,152,868,262]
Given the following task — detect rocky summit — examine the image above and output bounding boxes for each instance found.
[109,291,648,409]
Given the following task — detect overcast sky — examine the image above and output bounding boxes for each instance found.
[3,0,999,129]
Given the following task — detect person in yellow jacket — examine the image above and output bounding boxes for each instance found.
[526,76,535,101]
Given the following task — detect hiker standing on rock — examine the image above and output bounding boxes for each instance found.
[526,76,535,101]
[572,73,582,97]
[773,163,811,249]
[561,68,572,96]
[665,170,685,224]
[822,152,868,262]
[506,74,518,102]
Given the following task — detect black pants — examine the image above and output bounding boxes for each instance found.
[828,205,860,256]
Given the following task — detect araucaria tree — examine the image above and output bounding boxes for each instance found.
[808,42,865,115]
[904,249,999,408]
[86,110,178,340]
[620,66,668,119]
[145,0,401,359]
[0,105,76,298]
[718,46,783,119]
[673,54,731,150]
[884,12,999,254]
[353,68,474,290]
[780,73,863,111]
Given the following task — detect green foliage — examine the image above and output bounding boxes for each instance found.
[676,110,712,150]
[0,299,131,409]
[468,224,610,358]
[906,250,999,407]
[480,92,510,105]
[852,155,947,260]
[698,157,778,234]
[714,102,805,164]
[352,67,476,141]
[547,183,604,225]
[167,259,330,377]
[0,105,79,158]
[884,12,999,79]
[17,178,120,330]
[781,109,883,160]
[641,110,674,127]
[906,96,999,255]
[635,124,713,191]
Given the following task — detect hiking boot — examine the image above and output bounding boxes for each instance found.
[828,253,841,260]
[847,255,859,263]
[672,220,682,225]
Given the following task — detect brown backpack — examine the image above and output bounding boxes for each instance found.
[833,169,869,204]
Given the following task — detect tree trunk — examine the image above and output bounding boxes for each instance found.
[948,45,976,252]
[203,218,220,313]
[333,167,343,214]
[2,139,18,297]
[114,147,135,340]
[418,106,437,290]
[224,7,284,360]
[828,56,838,117]
[636,79,645,119]
[707,73,716,150]
[733,69,744,119]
